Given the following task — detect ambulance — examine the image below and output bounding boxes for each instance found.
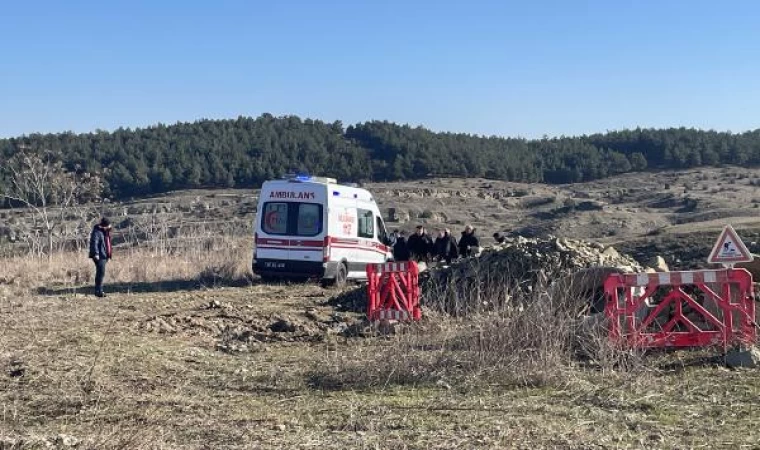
[253,175,394,286]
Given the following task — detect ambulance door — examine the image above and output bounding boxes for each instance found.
[289,202,325,265]
[375,215,392,259]
[257,201,290,266]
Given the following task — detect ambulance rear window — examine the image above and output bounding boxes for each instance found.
[261,202,323,236]
[262,203,288,234]
[297,204,321,236]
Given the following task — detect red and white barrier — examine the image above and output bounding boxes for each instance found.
[615,270,730,287]
[366,261,421,322]
[604,269,756,349]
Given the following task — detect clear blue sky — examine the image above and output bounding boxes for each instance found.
[2,0,759,139]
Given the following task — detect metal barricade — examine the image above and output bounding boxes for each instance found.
[366,262,421,322]
[604,269,755,348]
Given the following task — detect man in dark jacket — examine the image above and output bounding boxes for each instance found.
[393,231,410,262]
[387,229,399,247]
[445,228,459,261]
[407,225,433,262]
[458,225,480,258]
[89,218,113,297]
[433,228,458,264]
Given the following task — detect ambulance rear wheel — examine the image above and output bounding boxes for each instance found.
[335,262,348,287]
[322,262,348,288]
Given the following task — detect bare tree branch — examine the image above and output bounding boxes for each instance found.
[0,149,104,258]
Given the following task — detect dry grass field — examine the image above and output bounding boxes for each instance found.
[3,283,760,449]
[2,168,760,449]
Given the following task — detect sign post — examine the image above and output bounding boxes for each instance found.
[707,225,753,268]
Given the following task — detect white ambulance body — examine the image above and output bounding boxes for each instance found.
[253,175,393,286]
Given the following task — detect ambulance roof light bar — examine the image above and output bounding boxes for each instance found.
[283,173,337,184]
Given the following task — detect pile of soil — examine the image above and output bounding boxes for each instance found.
[422,236,645,315]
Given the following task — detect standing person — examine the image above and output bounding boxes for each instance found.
[89,218,113,298]
[407,225,433,262]
[393,230,410,262]
[445,228,459,262]
[458,225,480,258]
[434,228,458,264]
[387,229,399,247]
[433,229,447,262]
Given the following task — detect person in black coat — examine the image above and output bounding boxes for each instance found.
[393,231,411,262]
[433,228,458,264]
[407,225,433,262]
[89,218,113,297]
[458,225,480,258]
[387,229,399,247]
[445,228,459,261]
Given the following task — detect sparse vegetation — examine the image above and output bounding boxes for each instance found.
[0,226,252,296]
[2,248,759,448]
[312,274,640,392]
[0,149,103,258]
[419,209,435,219]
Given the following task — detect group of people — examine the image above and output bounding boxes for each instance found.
[390,224,481,264]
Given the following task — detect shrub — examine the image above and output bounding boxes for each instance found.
[309,270,641,391]
[420,209,435,219]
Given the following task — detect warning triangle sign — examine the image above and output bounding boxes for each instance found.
[707,225,753,265]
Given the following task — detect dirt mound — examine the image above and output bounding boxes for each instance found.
[320,236,646,318]
[139,299,363,351]
[422,236,644,315]
[435,235,642,287]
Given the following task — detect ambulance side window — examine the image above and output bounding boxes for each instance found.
[357,209,374,239]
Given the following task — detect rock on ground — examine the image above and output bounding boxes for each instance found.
[725,346,760,368]
[650,255,670,272]
[55,434,80,447]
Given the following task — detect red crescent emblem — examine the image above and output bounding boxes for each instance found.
[265,211,280,229]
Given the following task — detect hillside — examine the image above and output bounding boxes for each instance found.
[4,166,760,269]
[2,115,760,200]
